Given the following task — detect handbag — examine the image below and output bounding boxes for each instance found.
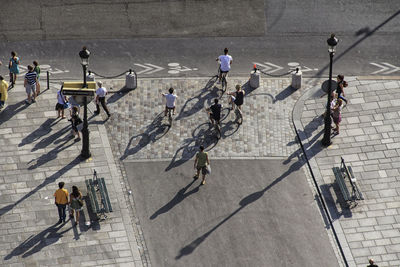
[206,165,211,174]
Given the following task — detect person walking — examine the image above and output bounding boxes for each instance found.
[24,65,38,104]
[94,81,111,118]
[33,61,41,95]
[8,51,20,89]
[336,74,348,104]
[69,186,83,227]
[193,145,210,185]
[0,76,8,109]
[331,98,343,135]
[54,182,69,224]
[69,106,82,142]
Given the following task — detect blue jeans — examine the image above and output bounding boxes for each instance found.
[56,203,67,221]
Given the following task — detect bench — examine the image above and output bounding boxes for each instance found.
[332,157,364,206]
[85,170,113,220]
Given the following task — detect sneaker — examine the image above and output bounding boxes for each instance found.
[216,80,221,84]
[201,179,206,185]
[24,100,31,105]
[75,137,81,142]
[31,98,36,103]
[94,111,100,115]
[193,175,199,180]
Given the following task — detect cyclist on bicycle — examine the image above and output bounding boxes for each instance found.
[216,48,233,84]
[162,87,177,116]
[206,98,222,125]
[228,84,245,112]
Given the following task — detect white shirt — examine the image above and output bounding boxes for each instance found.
[96,87,107,97]
[218,55,233,72]
[57,90,65,104]
[164,93,177,108]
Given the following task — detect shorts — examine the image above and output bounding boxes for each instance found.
[197,166,207,175]
[219,66,229,74]
[25,83,36,95]
[332,114,341,124]
[55,103,65,110]
[165,106,175,110]
[210,113,220,122]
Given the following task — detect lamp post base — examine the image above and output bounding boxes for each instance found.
[80,151,92,160]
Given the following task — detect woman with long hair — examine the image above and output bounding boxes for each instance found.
[69,186,83,226]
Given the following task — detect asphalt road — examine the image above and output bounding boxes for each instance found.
[0,1,399,79]
[125,159,338,267]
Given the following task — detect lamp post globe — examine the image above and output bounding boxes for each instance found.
[327,34,338,54]
[321,34,338,147]
[79,47,90,88]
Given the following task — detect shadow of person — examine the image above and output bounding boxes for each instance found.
[120,113,169,160]
[31,124,71,152]
[4,222,72,260]
[28,133,76,170]
[150,180,199,220]
[175,158,303,259]
[165,123,217,171]
[0,100,30,126]
[19,118,58,147]
[106,86,132,105]
[0,156,81,218]
[175,77,220,121]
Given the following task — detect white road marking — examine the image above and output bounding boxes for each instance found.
[370,62,390,74]
[144,63,164,74]
[134,63,153,75]
[381,62,400,74]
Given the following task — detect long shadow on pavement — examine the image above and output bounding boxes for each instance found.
[165,123,218,172]
[4,221,73,260]
[107,87,132,105]
[176,158,304,259]
[120,112,170,160]
[175,77,220,121]
[273,86,297,103]
[28,131,77,170]
[18,118,59,147]
[150,179,200,220]
[0,156,81,218]
[0,100,29,126]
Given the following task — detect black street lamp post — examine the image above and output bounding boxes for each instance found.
[79,47,91,159]
[321,34,338,147]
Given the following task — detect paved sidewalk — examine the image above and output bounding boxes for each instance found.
[296,78,400,267]
[0,75,344,267]
[0,82,142,267]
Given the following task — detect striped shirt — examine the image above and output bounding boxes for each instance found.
[25,71,37,85]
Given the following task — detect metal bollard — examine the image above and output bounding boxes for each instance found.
[249,64,260,89]
[47,71,50,90]
[125,69,137,90]
[291,68,302,89]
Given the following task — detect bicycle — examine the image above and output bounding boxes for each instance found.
[216,62,228,98]
[205,107,221,139]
